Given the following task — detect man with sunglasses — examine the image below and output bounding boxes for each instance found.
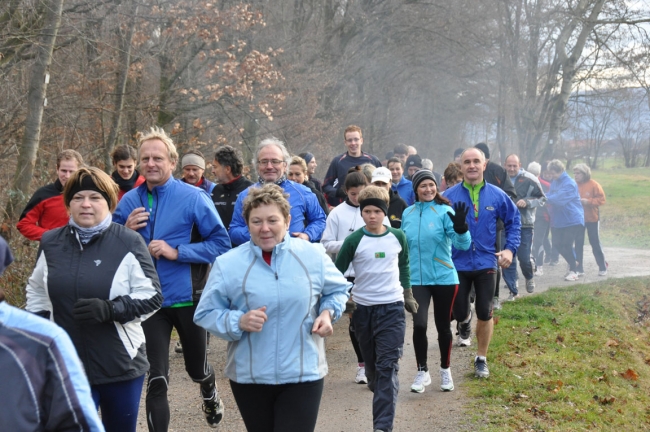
[323,125,383,207]
[229,138,327,246]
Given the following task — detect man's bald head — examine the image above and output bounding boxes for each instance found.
[505,154,521,177]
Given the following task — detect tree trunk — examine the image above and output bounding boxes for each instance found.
[104,1,138,172]
[4,0,65,223]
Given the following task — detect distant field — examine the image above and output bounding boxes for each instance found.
[589,166,650,249]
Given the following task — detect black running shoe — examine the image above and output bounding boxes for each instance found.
[202,394,224,428]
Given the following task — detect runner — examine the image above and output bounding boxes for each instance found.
[323,125,382,207]
[371,167,408,228]
[444,148,520,378]
[111,145,145,201]
[180,149,215,193]
[299,152,323,192]
[527,161,552,276]
[211,145,253,232]
[229,138,327,246]
[335,185,417,432]
[17,149,84,241]
[112,127,231,431]
[387,157,415,205]
[194,184,350,432]
[402,170,471,393]
[321,169,389,385]
[25,167,163,432]
[288,156,329,215]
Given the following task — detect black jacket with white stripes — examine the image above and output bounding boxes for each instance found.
[26,222,163,385]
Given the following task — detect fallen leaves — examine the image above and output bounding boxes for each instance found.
[605,339,619,347]
[621,369,639,381]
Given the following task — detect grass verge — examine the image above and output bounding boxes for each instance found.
[589,167,650,249]
[466,277,650,431]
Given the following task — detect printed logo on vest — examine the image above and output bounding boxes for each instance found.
[94,260,102,266]
[375,252,386,258]
[485,206,495,211]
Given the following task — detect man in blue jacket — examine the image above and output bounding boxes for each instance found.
[545,159,584,281]
[445,147,521,379]
[113,127,231,431]
[229,137,327,246]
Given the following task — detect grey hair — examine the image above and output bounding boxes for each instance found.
[421,158,433,171]
[527,161,541,177]
[573,163,591,181]
[254,137,291,172]
[547,159,565,173]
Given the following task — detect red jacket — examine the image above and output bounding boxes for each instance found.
[16,180,69,241]
[577,179,605,223]
[117,175,146,201]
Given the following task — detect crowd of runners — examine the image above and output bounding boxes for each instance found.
[0,124,608,432]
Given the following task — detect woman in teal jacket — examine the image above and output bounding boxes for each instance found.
[401,170,471,394]
[194,184,350,432]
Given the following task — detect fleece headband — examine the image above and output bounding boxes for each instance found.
[181,153,206,169]
[68,174,112,207]
[359,198,388,216]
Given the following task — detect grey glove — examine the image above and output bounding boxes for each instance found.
[403,289,419,314]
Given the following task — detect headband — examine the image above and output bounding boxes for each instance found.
[302,152,314,164]
[182,154,206,169]
[68,175,111,207]
[359,198,388,216]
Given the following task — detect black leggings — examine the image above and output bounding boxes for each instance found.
[229,379,324,432]
[576,221,607,272]
[143,306,216,432]
[411,285,458,370]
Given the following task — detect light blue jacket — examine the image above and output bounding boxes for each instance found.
[194,233,350,385]
[401,201,471,285]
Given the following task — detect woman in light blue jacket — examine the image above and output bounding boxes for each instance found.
[195,184,350,432]
[401,170,471,394]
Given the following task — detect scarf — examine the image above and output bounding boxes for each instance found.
[112,170,141,192]
[257,174,288,186]
[69,213,112,244]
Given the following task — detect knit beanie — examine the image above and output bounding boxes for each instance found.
[411,169,437,195]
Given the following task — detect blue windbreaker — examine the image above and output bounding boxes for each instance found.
[229,179,327,246]
[194,234,350,384]
[444,182,521,271]
[113,177,231,307]
[392,176,415,206]
[401,201,471,285]
[546,171,584,228]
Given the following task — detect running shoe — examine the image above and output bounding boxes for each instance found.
[202,393,224,428]
[457,310,472,346]
[576,271,585,277]
[526,279,535,293]
[493,297,502,310]
[598,269,608,276]
[564,271,580,281]
[410,370,432,393]
[474,357,489,378]
[355,365,368,384]
[507,293,519,301]
[174,341,183,353]
[534,266,543,276]
[440,368,454,391]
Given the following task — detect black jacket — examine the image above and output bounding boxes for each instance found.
[26,223,162,385]
[304,180,329,216]
[388,189,408,229]
[484,161,517,200]
[211,176,254,231]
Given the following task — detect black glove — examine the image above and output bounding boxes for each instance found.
[447,202,469,234]
[336,187,347,198]
[73,298,114,324]
[403,289,419,314]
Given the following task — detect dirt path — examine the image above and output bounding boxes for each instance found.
[136,246,650,431]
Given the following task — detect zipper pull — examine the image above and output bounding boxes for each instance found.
[275,272,278,280]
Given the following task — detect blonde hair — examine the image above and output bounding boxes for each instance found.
[63,167,120,212]
[137,127,179,163]
[243,184,291,224]
[573,163,591,181]
[358,185,389,205]
[289,156,308,173]
[359,163,376,183]
[547,159,565,173]
[56,149,84,168]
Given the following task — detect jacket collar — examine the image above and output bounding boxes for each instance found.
[248,232,292,259]
[142,175,175,195]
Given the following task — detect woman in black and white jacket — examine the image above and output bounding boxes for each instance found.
[26,167,163,432]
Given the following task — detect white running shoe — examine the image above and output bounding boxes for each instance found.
[440,368,454,391]
[598,269,607,276]
[458,335,471,347]
[355,365,367,384]
[565,271,579,281]
[410,370,432,393]
[534,266,543,276]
